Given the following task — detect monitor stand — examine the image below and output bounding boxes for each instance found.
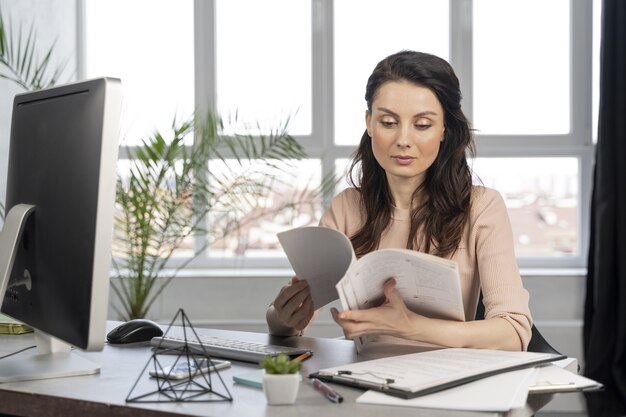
[0,204,100,383]
[0,204,35,305]
[0,331,101,383]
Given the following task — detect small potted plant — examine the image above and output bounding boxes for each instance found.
[259,354,302,405]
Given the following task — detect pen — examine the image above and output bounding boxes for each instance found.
[293,351,313,363]
[311,377,343,403]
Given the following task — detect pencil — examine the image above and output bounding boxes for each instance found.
[293,351,313,363]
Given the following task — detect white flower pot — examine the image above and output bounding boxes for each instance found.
[263,372,301,405]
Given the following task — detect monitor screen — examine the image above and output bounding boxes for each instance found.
[0,77,121,382]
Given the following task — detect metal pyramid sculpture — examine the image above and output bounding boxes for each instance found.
[126,308,233,403]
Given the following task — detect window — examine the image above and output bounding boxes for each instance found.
[83,0,194,145]
[473,0,571,135]
[83,0,595,269]
[469,0,592,267]
[333,0,449,145]
[472,157,579,258]
[215,0,311,136]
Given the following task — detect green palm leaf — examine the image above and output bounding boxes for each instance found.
[111,112,336,320]
[0,11,68,91]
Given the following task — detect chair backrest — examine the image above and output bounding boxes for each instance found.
[527,324,562,355]
[475,292,562,355]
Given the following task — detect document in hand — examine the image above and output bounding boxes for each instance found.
[277,226,465,351]
[310,348,565,399]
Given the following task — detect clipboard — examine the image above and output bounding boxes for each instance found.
[309,348,566,399]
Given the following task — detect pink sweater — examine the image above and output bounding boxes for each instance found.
[319,186,533,350]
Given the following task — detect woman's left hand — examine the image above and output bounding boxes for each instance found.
[332,277,523,350]
[331,278,416,339]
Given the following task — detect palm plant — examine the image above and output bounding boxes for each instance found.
[112,112,332,320]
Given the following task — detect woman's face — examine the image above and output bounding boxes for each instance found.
[366,80,445,190]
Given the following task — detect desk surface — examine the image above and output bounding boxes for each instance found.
[0,322,553,417]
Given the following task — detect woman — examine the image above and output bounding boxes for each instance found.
[266,50,532,351]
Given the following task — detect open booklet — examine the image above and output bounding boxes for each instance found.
[277,226,465,351]
[310,348,566,399]
[0,313,32,335]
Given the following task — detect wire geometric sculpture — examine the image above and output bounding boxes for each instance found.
[126,308,233,403]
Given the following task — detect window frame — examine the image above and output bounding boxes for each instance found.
[79,0,594,270]
[454,0,593,269]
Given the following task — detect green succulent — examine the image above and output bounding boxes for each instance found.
[259,354,301,375]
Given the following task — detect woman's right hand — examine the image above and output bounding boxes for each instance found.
[271,277,314,331]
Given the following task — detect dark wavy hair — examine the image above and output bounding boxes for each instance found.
[348,50,475,258]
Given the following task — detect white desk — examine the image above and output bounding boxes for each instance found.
[0,323,555,417]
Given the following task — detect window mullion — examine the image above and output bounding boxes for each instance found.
[312,0,335,202]
[449,0,473,122]
[570,0,594,268]
[193,0,216,259]
[194,0,216,116]
[571,0,593,145]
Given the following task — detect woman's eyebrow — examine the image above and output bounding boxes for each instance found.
[376,107,439,118]
[414,110,439,117]
[377,107,399,117]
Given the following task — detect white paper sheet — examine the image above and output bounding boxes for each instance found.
[356,359,603,411]
[529,363,603,393]
[356,367,537,412]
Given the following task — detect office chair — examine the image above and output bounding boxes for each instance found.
[475,292,562,356]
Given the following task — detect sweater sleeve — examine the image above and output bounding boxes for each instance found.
[471,188,533,350]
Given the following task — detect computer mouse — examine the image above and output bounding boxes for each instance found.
[107,319,164,344]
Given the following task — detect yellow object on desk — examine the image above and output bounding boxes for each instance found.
[0,313,32,335]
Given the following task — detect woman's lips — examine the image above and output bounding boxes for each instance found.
[392,155,415,165]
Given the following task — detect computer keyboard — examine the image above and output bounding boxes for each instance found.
[151,334,312,363]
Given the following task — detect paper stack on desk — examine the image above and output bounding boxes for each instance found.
[356,359,603,412]
[528,361,601,394]
[357,367,536,412]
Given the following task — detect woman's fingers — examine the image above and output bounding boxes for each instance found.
[382,278,404,306]
[293,295,314,330]
[331,278,409,338]
[274,278,313,328]
[274,279,310,309]
[331,307,372,338]
[279,287,311,318]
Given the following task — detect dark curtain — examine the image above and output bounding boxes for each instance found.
[583,0,626,416]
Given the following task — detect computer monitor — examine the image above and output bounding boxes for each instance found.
[0,77,121,382]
